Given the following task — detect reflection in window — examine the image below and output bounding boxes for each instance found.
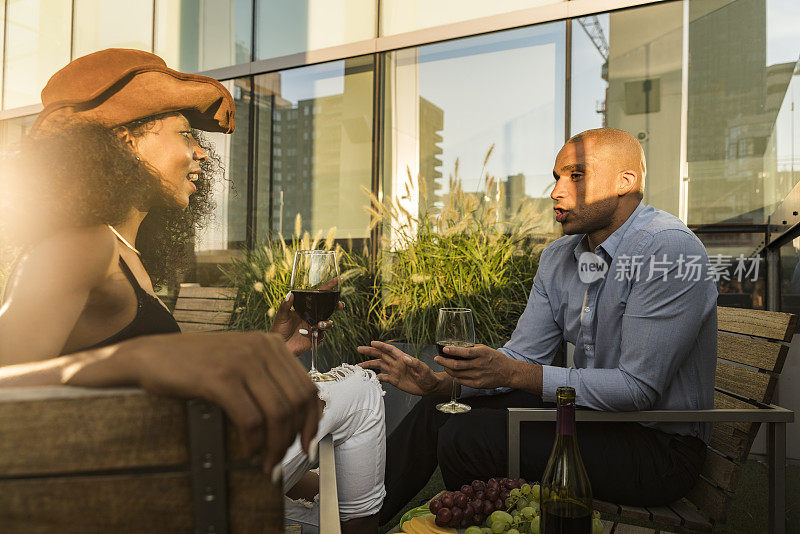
[191,79,251,285]
[381,0,563,36]
[572,0,800,228]
[384,24,565,240]
[252,57,374,242]
[4,0,71,109]
[154,0,251,72]
[781,238,800,317]
[687,0,800,226]
[697,233,765,310]
[72,0,153,58]
[571,4,683,219]
[256,0,375,60]
[0,115,36,151]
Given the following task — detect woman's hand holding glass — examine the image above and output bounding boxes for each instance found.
[270,288,344,357]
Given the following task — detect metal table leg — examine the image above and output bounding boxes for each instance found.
[768,422,786,534]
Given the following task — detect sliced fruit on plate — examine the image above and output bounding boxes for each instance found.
[401,515,458,534]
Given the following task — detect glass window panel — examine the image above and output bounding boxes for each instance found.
[253,57,374,242]
[687,0,800,226]
[0,1,5,106]
[381,0,563,36]
[696,233,765,309]
[4,0,71,109]
[72,0,154,58]
[255,0,375,60]
[781,238,800,320]
[154,0,252,72]
[0,114,36,151]
[571,4,684,219]
[384,24,565,240]
[190,78,251,285]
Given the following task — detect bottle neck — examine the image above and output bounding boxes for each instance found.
[556,401,576,436]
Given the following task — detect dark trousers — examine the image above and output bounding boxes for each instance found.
[379,390,706,524]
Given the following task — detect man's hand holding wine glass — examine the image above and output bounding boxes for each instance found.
[433,343,520,391]
[357,341,532,396]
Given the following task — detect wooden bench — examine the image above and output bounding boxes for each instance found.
[507,306,796,533]
[0,387,283,533]
[174,284,342,534]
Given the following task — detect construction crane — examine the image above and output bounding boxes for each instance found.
[577,16,609,61]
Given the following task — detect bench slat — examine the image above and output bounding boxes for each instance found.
[700,449,741,493]
[668,499,713,532]
[717,332,788,373]
[713,390,761,434]
[0,470,282,534]
[0,390,187,476]
[173,309,232,326]
[715,360,775,404]
[618,504,651,522]
[709,422,751,462]
[592,499,620,515]
[612,525,656,533]
[178,286,238,299]
[717,306,797,342]
[175,297,236,313]
[177,322,228,332]
[686,477,731,524]
[645,505,682,527]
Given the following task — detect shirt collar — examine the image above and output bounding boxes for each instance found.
[572,201,646,261]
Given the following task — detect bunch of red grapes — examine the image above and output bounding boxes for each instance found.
[429,477,526,528]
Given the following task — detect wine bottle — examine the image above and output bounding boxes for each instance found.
[541,387,593,534]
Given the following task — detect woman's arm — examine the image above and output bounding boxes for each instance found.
[0,225,116,365]
[0,226,321,474]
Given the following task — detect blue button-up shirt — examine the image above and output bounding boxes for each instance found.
[467,202,717,441]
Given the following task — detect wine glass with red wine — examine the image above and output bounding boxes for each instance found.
[435,308,474,413]
[290,250,340,382]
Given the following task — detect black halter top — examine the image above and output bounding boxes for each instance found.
[84,257,181,350]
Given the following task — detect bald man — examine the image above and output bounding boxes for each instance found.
[361,128,718,523]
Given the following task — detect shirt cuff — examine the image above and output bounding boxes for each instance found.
[540,365,569,403]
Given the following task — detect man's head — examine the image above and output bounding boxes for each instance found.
[551,128,646,236]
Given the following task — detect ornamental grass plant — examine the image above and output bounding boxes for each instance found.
[224,148,554,365]
[368,153,552,351]
[222,215,379,366]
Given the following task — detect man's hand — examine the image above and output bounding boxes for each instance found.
[269,291,344,356]
[357,341,445,396]
[434,344,518,390]
[127,331,322,476]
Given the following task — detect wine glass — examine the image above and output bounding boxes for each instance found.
[290,250,340,382]
[435,308,474,414]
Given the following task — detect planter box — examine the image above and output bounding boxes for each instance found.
[0,387,282,533]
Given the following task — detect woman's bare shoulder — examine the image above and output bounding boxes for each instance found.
[15,225,117,289]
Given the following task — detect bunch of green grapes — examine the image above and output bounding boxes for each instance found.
[460,481,540,534]
[462,482,604,533]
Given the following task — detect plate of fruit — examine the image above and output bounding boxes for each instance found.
[399,477,605,533]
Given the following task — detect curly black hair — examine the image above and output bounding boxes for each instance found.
[0,113,224,289]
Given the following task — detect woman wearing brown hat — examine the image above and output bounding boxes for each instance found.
[0,49,383,532]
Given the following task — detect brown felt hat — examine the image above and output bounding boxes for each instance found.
[32,48,235,134]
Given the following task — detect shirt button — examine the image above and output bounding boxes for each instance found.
[584,306,591,313]
[585,345,592,351]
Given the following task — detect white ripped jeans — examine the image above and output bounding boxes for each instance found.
[282,364,386,527]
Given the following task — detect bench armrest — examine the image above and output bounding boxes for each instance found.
[319,433,341,534]
[508,405,794,424]
[506,406,794,479]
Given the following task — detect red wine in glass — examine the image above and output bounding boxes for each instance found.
[435,340,473,360]
[290,250,339,382]
[291,289,340,326]
[435,308,474,414]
